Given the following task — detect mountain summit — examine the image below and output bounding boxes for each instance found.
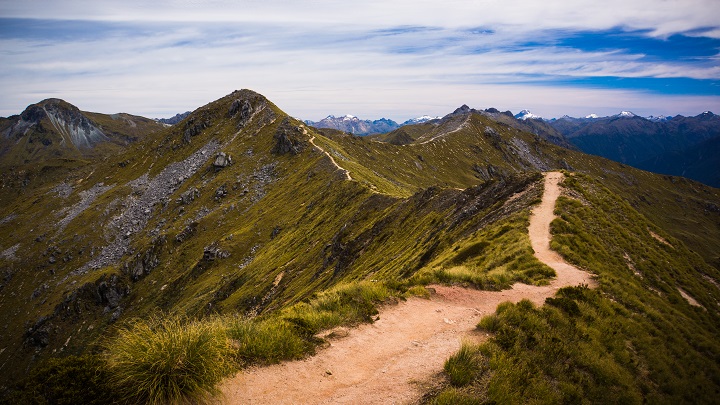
[514,109,542,120]
[0,99,163,165]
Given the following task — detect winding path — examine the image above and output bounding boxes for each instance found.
[220,172,595,404]
[308,136,352,181]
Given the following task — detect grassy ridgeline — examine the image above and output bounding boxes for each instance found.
[427,173,720,404]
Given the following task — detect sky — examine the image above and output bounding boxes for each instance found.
[1,0,719,121]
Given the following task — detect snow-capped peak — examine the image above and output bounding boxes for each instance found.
[342,114,356,121]
[403,115,441,125]
[585,114,599,119]
[514,109,542,120]
[617,111,636,118]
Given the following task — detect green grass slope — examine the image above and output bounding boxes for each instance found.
[426,173,720,404]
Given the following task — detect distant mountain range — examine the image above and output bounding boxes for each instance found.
[304,114,440,135]
[155,111,191,125]
[542,111,720,187]
[305,108,719,187]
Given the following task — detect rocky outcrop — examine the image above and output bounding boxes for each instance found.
[122,236,165,281]
[183,116,210,142]
[24,272,131,348]
[177,188,200,205]
[272,118,307,155]
[175,222,198,243]
[227,90,275,129]
[213,152,232,168]
[202,242,230,261]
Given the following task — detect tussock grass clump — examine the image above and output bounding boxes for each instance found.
[444,342,484,387]
[281,281,392,334]
[432,388,482,405]
[98,281,396,404]
[105,316,232,405]
[226,318,311,365]
[404,285,431,298]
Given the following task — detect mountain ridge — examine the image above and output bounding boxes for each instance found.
[1,89,718,404]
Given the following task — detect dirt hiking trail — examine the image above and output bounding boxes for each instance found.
[220,172,596,404]
[308,136,352,181]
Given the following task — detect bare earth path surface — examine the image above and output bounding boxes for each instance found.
[308,136,352,181]
[220,172,595,404]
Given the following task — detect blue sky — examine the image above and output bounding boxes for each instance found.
[1,0,719,121]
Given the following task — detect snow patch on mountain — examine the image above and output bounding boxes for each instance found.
[514,109,542,120]
[616,111,637,118]
[403,115,441,125]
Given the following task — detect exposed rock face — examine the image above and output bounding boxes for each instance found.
[272,118,306,155]
[5,99,108,148]
[183,116,210,142]
[203,243,230,261]
[225,90,278,131]
[229,99,252,120]
[175,222,198,243]
[214,184,228,200]
[122,236,165,281]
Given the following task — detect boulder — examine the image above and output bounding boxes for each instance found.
[213,152,232,168]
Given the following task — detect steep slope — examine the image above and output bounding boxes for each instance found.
[426,172,720,403]
[636,135,720,188]
[221,172,595,404]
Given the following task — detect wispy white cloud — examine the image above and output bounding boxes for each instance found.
[0,1,718,119]
[3,0,720,37]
